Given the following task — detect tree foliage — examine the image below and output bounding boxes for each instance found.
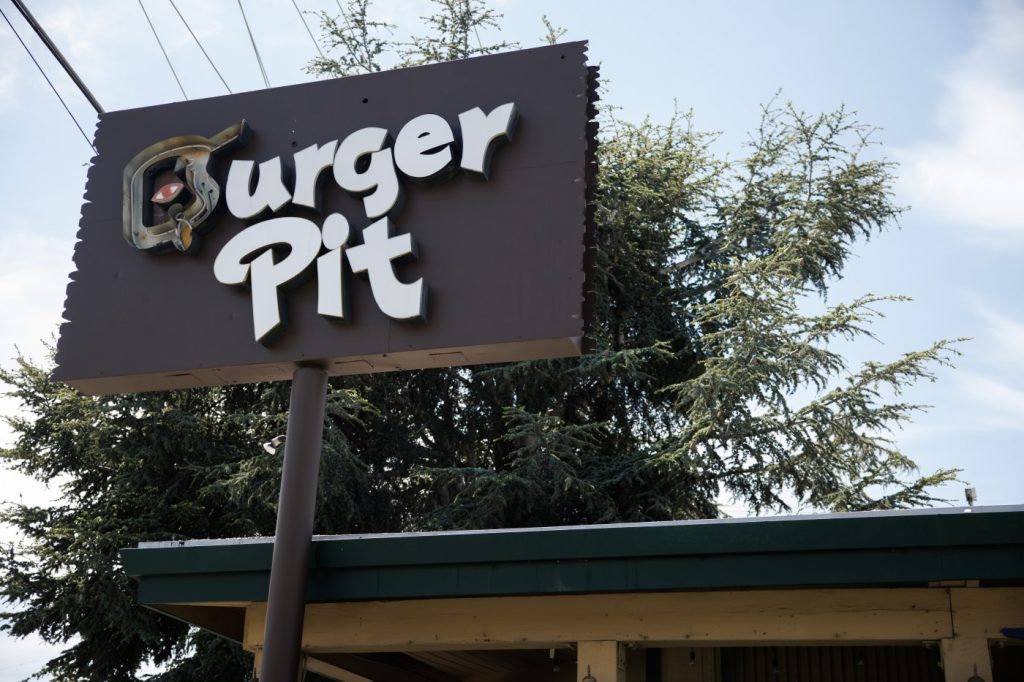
[1,1,958,679]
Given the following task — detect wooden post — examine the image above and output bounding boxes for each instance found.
[578,641,625,682]
[251,647,262,681]
[940,638,993,682]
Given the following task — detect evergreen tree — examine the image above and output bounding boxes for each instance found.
[1,1,958,678]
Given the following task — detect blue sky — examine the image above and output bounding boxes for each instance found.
[0,0,1022,675]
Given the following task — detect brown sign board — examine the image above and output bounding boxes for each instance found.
[53,43,598,395]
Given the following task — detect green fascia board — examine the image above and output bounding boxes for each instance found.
[120,506,1024,605]
[312,508,1024,569]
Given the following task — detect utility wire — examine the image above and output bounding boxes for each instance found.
[137,0,188,100]
[291,0,324,58]
[10,0,103,114]
[0,4,95,152]
[167,0,232,93]
[237,0,270,88]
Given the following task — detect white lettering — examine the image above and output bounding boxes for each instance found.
[458,102,518,178]
[292,141,339,210]
[345,218,426,320]
[333,127,401,219]
[213,101,519,339]
[213,217,322,343]
[225,157,292,219]
[317,213,351,320]
[394,113,456,182]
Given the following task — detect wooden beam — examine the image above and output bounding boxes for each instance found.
[304,653,460,682]
[244,607,380,682]
[156,604,245,641]
[578,641,624,682]
[241,588,964,653]
[951,587,1024,639]
[303,655,375,682]
[940,638,993,682]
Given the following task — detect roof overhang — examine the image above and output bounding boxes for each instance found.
[119,505,1024,679]
[122,505,1024,609]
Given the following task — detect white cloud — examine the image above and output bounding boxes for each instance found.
[0,234,71,641]
[38,0,225,60]
[958,371,1024,428]
[898,0,1024,241]
[0,232,70,365]
[143,0,232,53]
[896,299,1024,442]
[896,371,1024,441]
[36,1,117,64]
[0,231,71,453]
[0,629,65,682]
[0,15,28,113]
[0,233,69,592]
[974,303,1024,369]
[0,19,18,79]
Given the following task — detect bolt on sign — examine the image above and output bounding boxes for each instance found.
[53,43,599,394]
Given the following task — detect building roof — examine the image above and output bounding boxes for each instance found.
[121,505,1024,606]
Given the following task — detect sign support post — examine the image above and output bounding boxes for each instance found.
[259,364,329,682]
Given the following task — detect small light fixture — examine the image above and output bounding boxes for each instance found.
[965,487,977,508]
[262,434,285,454]
[582,664,596,682]
[967,664,986,682]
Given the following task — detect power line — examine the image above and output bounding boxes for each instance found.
[167,0,232,94]
[10,0,104,114]
[0,3,95,152]
[237,0,270,88]
[137,0,188,100]
[291,0,324,58]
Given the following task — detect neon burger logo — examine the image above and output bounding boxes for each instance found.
[124,103,517,344]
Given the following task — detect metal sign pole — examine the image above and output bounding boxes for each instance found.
[259,365,329,682]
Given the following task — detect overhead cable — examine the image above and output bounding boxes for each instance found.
[137,0,188,100]
[167,0,232,93]
[0,4,95,152]
[237,0,271,88]
[291,0,324,58]
[10,0,104,114]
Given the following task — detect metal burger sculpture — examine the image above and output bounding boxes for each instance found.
[54,42,598,394]
[123,121,247,255]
